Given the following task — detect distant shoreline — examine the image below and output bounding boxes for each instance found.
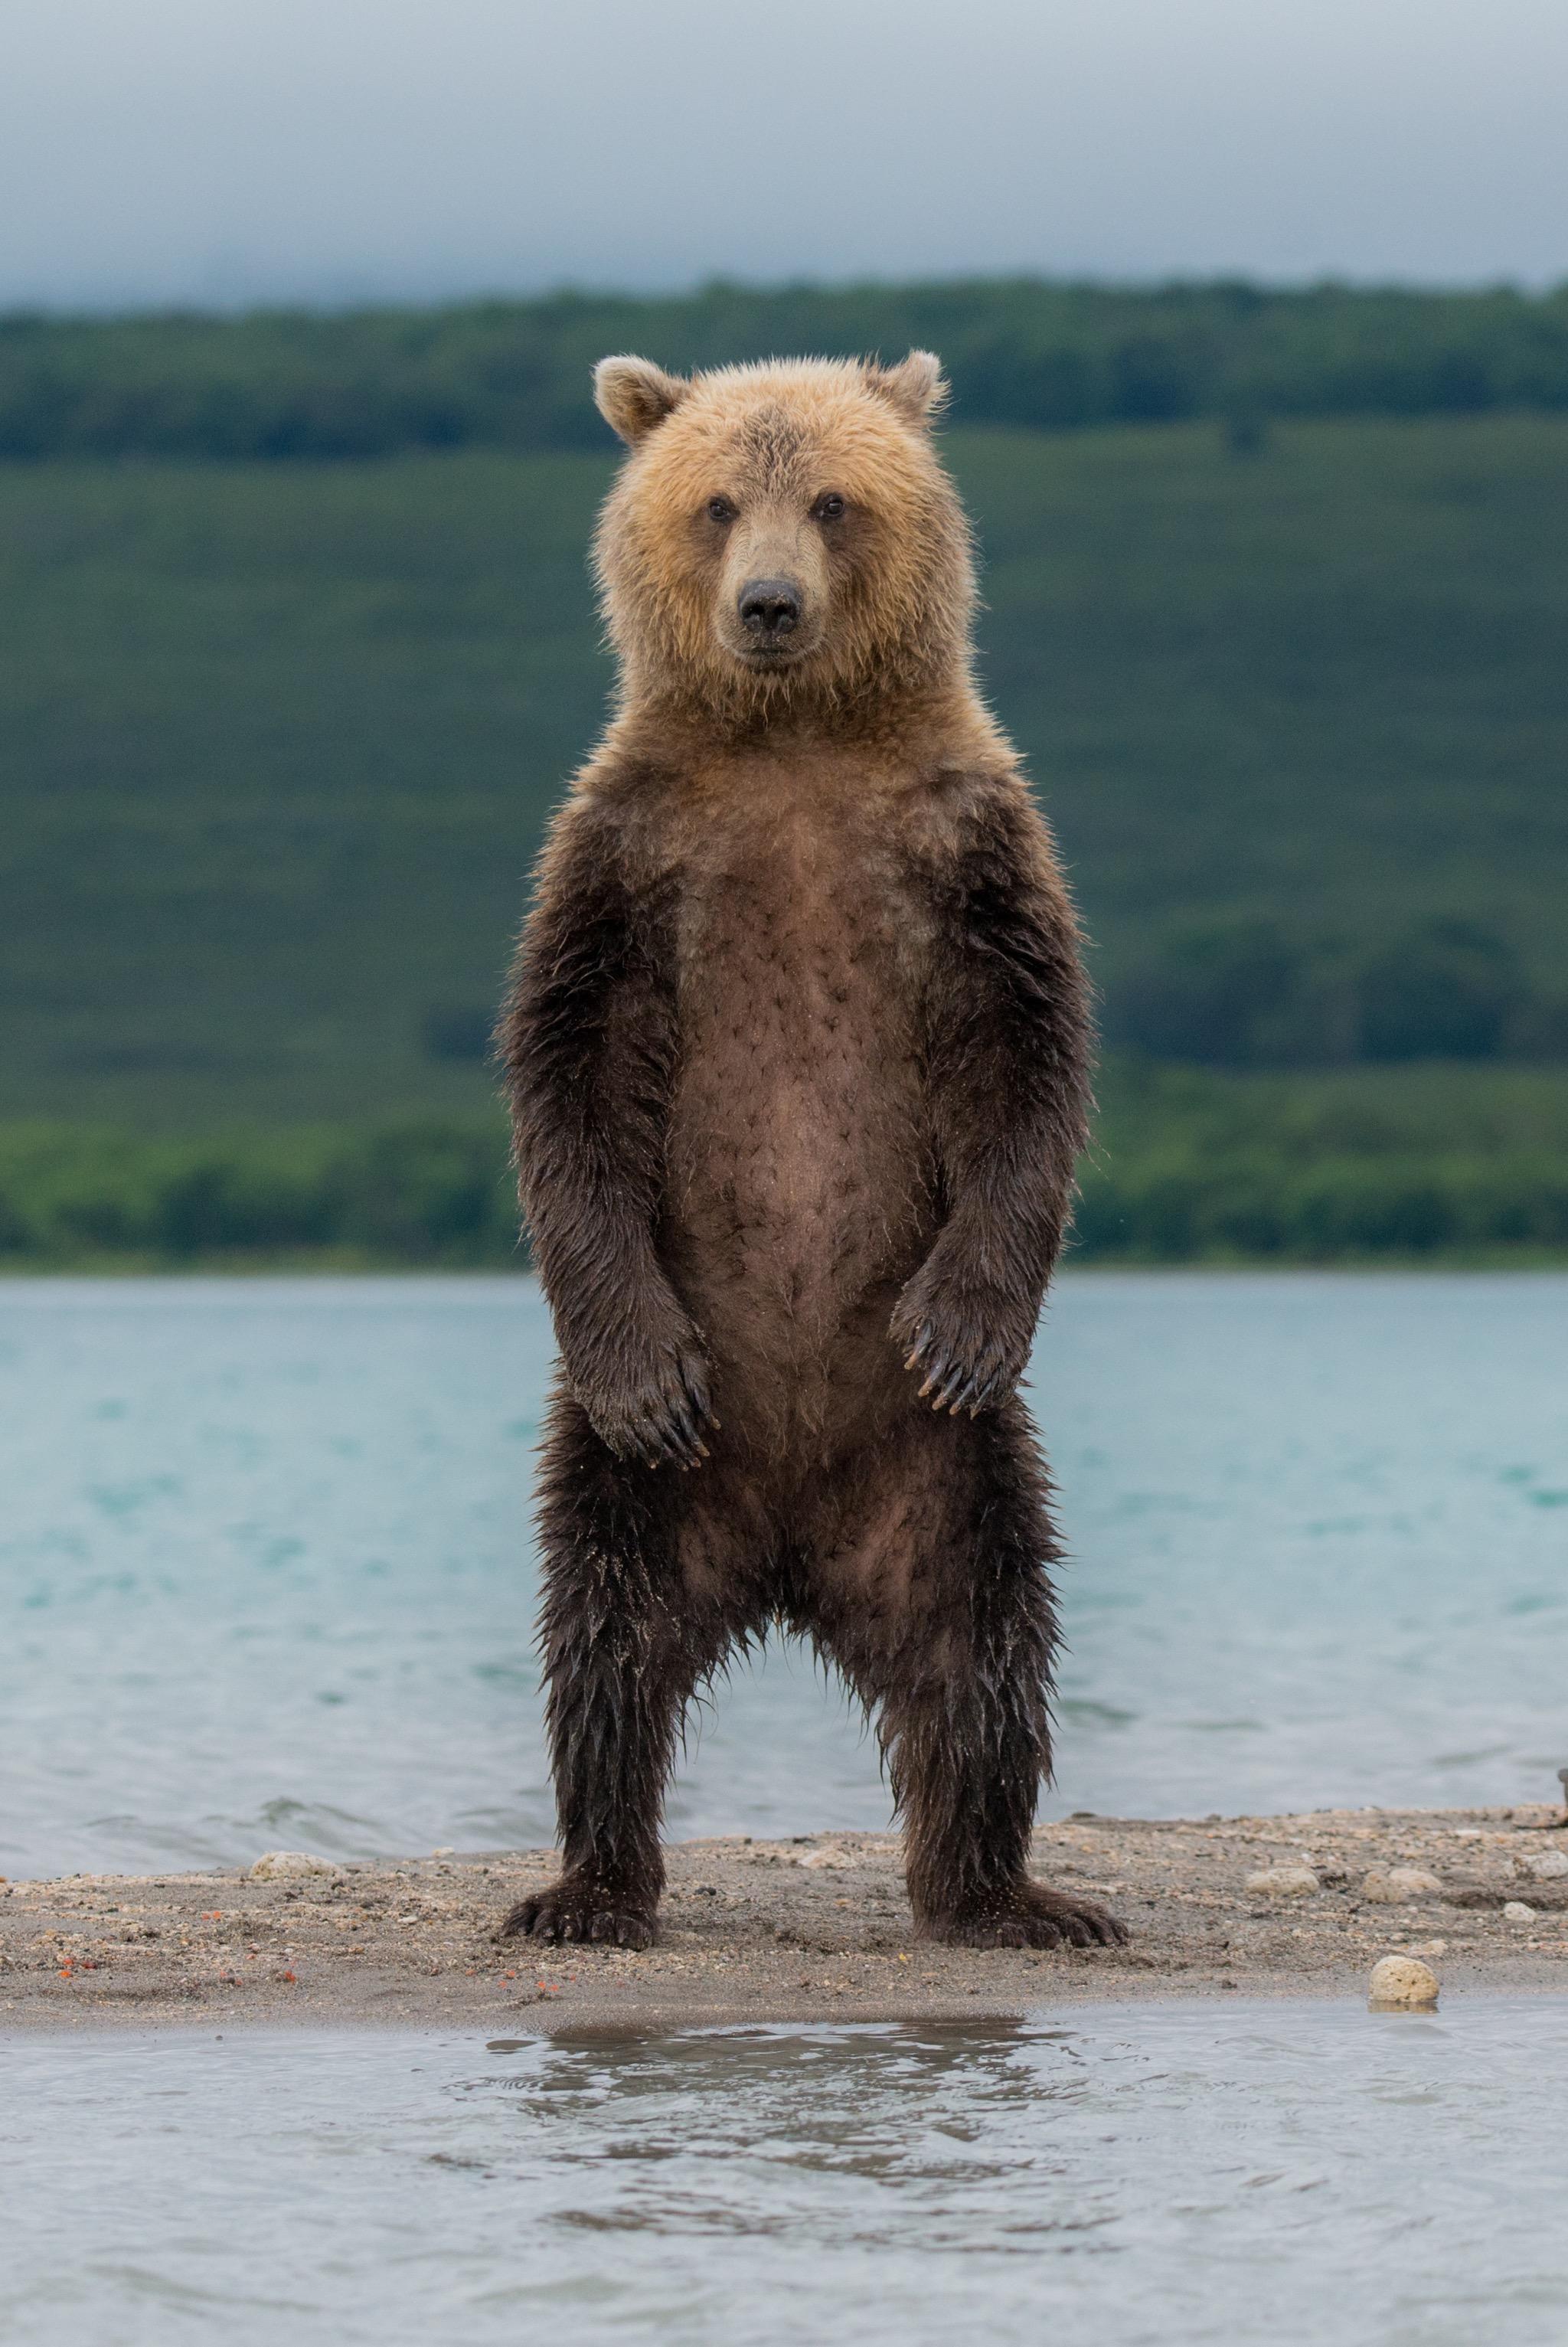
[5,1258,1568,1280]
[5,1806,1564,2035]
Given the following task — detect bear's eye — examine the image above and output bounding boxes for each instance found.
[706,496,736,524]
[814,492,847,522]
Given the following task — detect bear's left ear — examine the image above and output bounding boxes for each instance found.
[594,355,691,446]
[864,350,948,430]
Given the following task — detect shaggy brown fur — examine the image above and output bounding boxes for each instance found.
[496,351,1125,1953]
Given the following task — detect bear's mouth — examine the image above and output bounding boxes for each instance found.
[716,614,821,672]
[728,632,816,671]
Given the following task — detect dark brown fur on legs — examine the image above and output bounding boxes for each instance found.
[501,1391,756,1949]
[803,1406,1125,1951]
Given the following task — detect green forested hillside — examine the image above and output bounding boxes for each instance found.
[5,1066,1567,1269]
[2,449,605,1123]
[3,411,1567,1128]
[6,281,1568,460]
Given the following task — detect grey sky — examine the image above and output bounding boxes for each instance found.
[5,0,1565,308]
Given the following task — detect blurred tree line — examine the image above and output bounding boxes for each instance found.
[0,1121,521,1267]
[1111,915,1568,1068]
[5,279,1568,460]
[4,1067,1567,1267]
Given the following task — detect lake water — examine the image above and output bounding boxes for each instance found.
[4,1999,1568,2346]
[5,1273,1566,2345]
[1,1272,1565,1880]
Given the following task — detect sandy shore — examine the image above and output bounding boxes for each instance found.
[4,1805,1566,2034]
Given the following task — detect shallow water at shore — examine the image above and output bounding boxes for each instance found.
[1,1272,1564,1878]
[4,1997,1567,2346]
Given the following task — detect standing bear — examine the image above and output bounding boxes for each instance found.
[498,350,1125,1953]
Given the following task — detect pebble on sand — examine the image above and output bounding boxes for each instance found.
[250,1852,336,1880]
[1244,1865,1320,1897]
[1361,1867,1443,1904]
[1368,1955,1440,2009]
[1502,1901,1538,1924]
[1517,1849,1568,1881]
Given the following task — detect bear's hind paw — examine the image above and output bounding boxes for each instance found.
[926,1881,1128,1952]
[498,1874,657,1950]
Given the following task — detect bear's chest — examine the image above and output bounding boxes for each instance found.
[663,801,935,1298]
[673,803,927,1099]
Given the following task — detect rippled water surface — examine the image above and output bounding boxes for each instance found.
[1,1273,1564,1878]
[4,2000,1567,2346]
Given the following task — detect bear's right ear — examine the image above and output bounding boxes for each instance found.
[864,350,948,430]
[593,355,691,446]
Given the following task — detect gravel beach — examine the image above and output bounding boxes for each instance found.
[5,1805,1565,2033]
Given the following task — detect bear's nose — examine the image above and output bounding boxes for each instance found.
[738,577,802,641]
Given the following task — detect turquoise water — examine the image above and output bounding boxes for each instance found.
[4,2000,1568,2345]
[4,1274,1566,2347]
[1,1273,1564,1879]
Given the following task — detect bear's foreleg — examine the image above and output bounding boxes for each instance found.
[893,785,1091,1422]
[501,1397,734,1950]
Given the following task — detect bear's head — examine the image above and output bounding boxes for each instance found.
[591,352,975,721]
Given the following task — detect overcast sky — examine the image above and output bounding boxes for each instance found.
[4,0,1565,309]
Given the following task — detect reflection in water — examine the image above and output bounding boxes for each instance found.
[3,2001,1566,2345]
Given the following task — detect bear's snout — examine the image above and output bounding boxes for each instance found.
[737,576,803,647]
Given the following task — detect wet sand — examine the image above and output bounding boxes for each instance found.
[4,1805,1565,2033]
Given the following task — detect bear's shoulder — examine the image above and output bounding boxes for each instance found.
[909,756,1055,869]
[548,747,679,851]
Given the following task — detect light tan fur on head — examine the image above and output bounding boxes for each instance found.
[592,353,975,727]
[594,355,691,446]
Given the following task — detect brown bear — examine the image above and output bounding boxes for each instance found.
[496,350,1125,1954]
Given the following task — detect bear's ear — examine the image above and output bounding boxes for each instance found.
[594,355,691,446]
[864,350,948,430]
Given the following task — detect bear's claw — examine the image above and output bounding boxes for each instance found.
[894,1303,1023,1420]
[924,1882,1129,1952]
[498,1875,657,1950]
[595,1342,715,1471]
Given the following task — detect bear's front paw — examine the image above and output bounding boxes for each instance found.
[890,1273,1030,1418]
[583,1321,715,1469]
[923,1882,1129,1951]
[498,1872,658,1950]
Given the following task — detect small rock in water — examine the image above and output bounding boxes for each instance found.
[1516,1850,1568,1881]
[1361,1867,1443,1904]
[250,1851,335,1880]
[1502,1901,1538,1924]
[1368,1955,1439,2009]
[1244,1865,1320,1897]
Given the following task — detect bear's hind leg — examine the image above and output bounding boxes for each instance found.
[501,1396,744,1950]
[815,1407,1127,1952]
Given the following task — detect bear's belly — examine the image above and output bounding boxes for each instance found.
[662,901,933,1460]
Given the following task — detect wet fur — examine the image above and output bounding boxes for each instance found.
[497,355,1125,1953]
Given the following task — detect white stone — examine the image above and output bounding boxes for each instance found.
[1244,1865,1319,1897]
[1517,1849,1568,1881]
[1502,1901,1538,1924]
[795,1845,854,1870]
[250,1851,335,1880]
[1361,1867,1443,1904]
[1368,1955,1440,2009]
